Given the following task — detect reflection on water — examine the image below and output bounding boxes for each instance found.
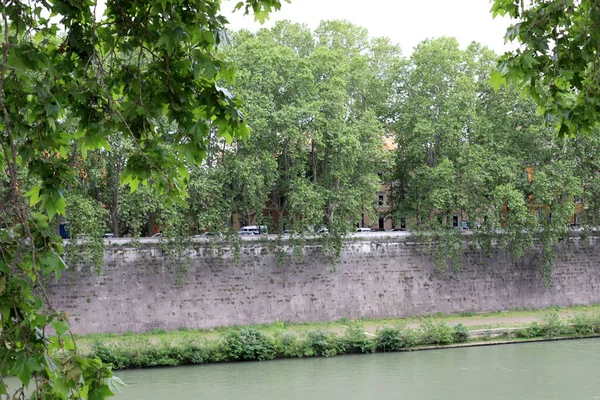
[113,338,600,400]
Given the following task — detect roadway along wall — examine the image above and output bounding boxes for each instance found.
[48,234,600,334]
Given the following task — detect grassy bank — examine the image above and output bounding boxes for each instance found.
[78,305,600,370]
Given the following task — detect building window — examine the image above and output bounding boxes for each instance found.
[400,218,406,229]
[377,193,385,206]
[452,215,459,227]
[378,217,384,230]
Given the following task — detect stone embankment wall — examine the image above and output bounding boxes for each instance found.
[48,234,600,334]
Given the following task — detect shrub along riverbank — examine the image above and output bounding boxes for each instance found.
[84,308,600,370]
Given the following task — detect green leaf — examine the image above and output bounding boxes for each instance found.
[52,320,70,336]
[40,253,60,275]
[254,10,270,23]
[178,165,190,180]
[56,194,66,216]
[0,305,10,323]
[89,385,115,400]
[490,70,506,91]
[26,357,44,373]
[25,186,42,206]
[50,375,70,398]
[44,354,59,375]
[45,197,57,220]
[156,33,175,54]
[121,174,142,193]
[13,353,32,387]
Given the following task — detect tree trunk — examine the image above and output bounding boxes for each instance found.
[147,212,154,236]
[111,205,119,237]
[110,181,120,237]
[109,156,122,237]
[311,139,317,182]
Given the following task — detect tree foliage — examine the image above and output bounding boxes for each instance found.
[224,21,394,234]
[491,0,600,135]
[0,0,285,398]
[387,37,587,277]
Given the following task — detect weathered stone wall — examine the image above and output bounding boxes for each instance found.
[48,235,600,334]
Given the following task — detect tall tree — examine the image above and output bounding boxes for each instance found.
[0,1,285,397]
[388,37,584,278]
[225,20,396,234]
[390,38,485,228]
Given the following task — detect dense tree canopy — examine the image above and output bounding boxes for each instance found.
[387,36,591,276]
[37,21,600,269]
[56,22,600,286]
[225,20,393,234]
[68,20,396,239]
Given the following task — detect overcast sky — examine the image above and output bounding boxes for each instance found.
[223,0,515,55]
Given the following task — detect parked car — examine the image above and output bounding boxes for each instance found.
[103,233,115,239]
[239,225,268,235]
[304,225,329,234]
[391,228,407,232]
[356,227,372,232]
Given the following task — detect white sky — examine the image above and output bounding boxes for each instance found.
[223,0,515,55]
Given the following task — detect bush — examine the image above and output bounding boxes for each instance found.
[92,344,132,369]
[179,341,208,364]
[571,314,594,335]
[452,324,470,343]
[538,309,565,337]
[273,333,304,358]
[304,330,343,357]
[343,324,376,354]
[419,320,454,345]
[517,322,541,338]
[203,340,228,363]
[591,312,600,333]
[376,327,404,351]
[570,312,600,335]
[130,346,179,367]
[399,327,420,347]
[223,328,275,361]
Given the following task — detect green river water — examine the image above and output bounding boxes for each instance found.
[112,338,600,400]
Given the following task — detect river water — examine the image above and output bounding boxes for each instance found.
[113,338,600,400]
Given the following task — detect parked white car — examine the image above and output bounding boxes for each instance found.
[356,227,372,232]
[239,225,268,235]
